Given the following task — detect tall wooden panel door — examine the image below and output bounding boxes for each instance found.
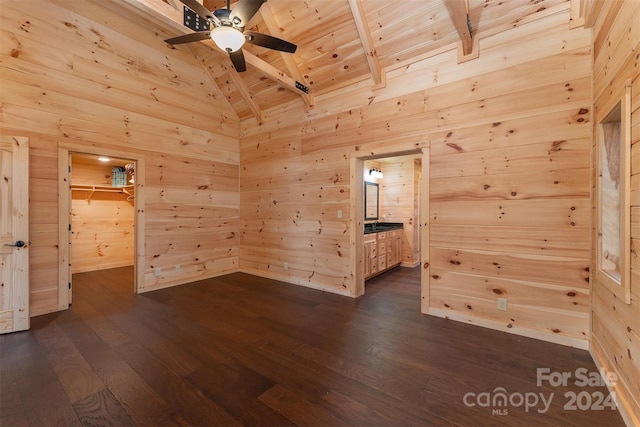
[0,136,29,333]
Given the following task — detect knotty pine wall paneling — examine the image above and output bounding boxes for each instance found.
[591,1,640,424]
[0,0,240,315]
[378,155,420,267]
[240,7,593,347]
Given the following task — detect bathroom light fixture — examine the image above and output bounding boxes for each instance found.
[369,168,383,179]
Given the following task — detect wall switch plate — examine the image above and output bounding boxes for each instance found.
[337,210,343,219]
[497,298,507,311]
[283,262,288,270]
[154,268,161,277]
[176,264,181,272]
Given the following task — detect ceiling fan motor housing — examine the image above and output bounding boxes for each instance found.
[213,8,243,29]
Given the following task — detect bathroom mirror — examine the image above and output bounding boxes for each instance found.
[364,182,379,220]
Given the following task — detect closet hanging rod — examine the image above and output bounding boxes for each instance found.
[71,184,134,201]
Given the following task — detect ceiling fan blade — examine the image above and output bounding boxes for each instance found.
[176,0,214,21]
[244,31,297,53]
[229,0,266,28]
[165,32,211,45]
[229,49,246,72]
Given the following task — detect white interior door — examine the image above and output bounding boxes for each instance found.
[0,136,30,333]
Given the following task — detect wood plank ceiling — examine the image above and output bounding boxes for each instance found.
[129,0,571,122]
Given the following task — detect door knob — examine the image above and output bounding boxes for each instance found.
[4,240,25,248]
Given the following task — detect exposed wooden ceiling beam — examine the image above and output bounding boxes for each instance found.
[222,58,264,124]
[166,0,181,10]
[259,3,314,108]
[584,0,605,28]
[192,47,240,122]
[243,51,313,109]
[125,0,184,27]
[347,0,385,89]
[445,0,473,56]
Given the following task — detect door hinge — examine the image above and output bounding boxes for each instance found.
[68,224,71,231]
[68,282,71,290]
[68,165,71,173]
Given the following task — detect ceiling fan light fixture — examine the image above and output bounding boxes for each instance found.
[210,26,245,52]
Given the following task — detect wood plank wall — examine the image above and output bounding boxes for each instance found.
[70,160,134,274]
[241,7,593,346]
[0,0,240,315]
[591,1,640,424]
[378,156,420,267]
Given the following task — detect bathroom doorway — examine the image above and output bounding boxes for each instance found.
[350,147,430,313]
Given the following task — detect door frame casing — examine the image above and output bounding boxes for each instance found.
[58,143,145,309]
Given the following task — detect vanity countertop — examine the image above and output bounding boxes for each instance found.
[364,222,404,234]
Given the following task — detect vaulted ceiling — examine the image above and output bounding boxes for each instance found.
[129,0,575,122]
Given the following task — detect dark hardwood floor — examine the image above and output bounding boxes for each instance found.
[0,266,626,426]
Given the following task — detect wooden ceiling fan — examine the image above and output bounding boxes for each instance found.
[165,0,297,72]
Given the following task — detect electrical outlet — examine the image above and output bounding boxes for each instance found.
[176,264,181,272]
[283,262,288,270]
[497,298,507,311]
[154,268,161,277]
[337,210,343,219]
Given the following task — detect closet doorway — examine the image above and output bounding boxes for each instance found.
[58,145,145,309]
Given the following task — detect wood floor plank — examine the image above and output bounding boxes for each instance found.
[75,278,205,378]
[258,384,347,426]
[113,339,242,427]
[33,322,106,403]
[52,308,187,426]
[72,388,136,427]
[0,265,627,426]
[21,381,84,427]
[322,389,393,426]
[0,337,30,427]
[68,298,132,348]
[184,365,293,426]
[1,324,83,427]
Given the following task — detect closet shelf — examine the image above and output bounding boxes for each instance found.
[71,184,134,201]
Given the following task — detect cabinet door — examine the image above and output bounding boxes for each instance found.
[390,232,400,265]
[378,254,387,271]
[371,254,379,275]
[365,237,378,278]
[364,242,371,277]
[378,241,387,255]
[388,239,396,266]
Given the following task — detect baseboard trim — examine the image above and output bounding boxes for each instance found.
[427,307,589,350]
[239,268,353,297]
[590,339,640,427]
